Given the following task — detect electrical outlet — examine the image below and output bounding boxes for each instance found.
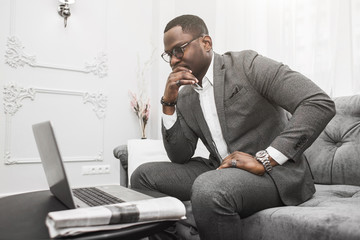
[82,165,110,175]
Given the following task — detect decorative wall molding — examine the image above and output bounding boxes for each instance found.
[3,84,35,116]
[4,152,105,165]
[6,1,108,78]
[85,52,108,78]
[5,36,36,68]
[3,83,107,165]
[83,92,107,119]
[3,84,107,119]
[4,36,108,78]
[4,151,12,165]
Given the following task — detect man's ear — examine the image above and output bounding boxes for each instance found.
[202,35,212,51]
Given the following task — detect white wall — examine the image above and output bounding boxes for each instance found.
[0,0,156,196]
[1,0,359,196]
[155,0,360,102]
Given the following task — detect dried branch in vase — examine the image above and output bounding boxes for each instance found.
[129,91,150,139]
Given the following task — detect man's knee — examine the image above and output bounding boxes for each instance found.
[191,171,238,214]
[130,162,157,189]
[191,171,216,198]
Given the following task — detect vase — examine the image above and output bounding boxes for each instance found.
[139,118,147,139]
[141,127,147,139]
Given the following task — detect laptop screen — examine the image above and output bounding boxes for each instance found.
[32,121,76,209]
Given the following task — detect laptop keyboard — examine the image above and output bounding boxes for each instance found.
[73,187,125,207]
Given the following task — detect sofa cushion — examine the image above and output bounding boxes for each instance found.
[240,184,360,240]
[305,95,360,185]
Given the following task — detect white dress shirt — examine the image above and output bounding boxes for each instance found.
[162,54,288,164]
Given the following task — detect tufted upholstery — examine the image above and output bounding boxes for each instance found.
[240,184,360,240]
[224,95,360,240]
[305,95,360,185]
[242,95,360,240]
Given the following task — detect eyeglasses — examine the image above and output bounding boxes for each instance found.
[161,37,200,63]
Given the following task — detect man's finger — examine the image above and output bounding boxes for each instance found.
[172,66,192,73]
[217,159,231,170]
[174,79,197,87]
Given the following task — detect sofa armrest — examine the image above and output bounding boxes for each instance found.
[305,94,360,185]
[113,144,128,187]
[113,145,128,170]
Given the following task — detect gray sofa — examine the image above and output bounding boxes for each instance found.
[113,95,360,240]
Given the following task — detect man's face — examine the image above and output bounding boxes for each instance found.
[163,26,206,79]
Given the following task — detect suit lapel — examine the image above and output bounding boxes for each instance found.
[190,53,228,156]
[213,53,229,145]
[190,92,213,146]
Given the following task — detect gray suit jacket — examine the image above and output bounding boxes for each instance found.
[162,50,335,206]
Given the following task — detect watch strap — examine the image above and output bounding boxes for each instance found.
[255,150,273,172]
[160,96,177,106]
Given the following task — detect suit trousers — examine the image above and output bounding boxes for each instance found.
[130,158,283,240]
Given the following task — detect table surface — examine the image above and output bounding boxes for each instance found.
[0,190,173,240]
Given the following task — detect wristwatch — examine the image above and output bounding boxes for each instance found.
[255,150,272,172]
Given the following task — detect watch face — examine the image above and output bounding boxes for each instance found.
[256,150,267,158]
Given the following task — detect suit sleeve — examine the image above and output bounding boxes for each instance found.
[162,110,198,164]
[243,50,336,161]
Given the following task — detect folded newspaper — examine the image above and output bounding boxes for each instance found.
[46,196,186,238]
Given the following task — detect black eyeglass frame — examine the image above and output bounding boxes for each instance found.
[161,36,201,63]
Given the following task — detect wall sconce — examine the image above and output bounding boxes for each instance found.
[58,0,75,28]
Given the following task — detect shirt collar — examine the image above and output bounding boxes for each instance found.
[192,53,214,93]
[205,52,214,86]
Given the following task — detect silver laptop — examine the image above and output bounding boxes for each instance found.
[32,121,152,209]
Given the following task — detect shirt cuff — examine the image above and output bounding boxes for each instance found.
[162,110,177,130]
[266,146,289,165]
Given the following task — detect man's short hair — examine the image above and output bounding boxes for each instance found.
[164,14,209,37]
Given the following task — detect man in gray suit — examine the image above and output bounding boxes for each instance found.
[131,15,335,239]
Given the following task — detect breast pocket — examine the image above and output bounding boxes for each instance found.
[224,86,263,119]
[224,86,247,108]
